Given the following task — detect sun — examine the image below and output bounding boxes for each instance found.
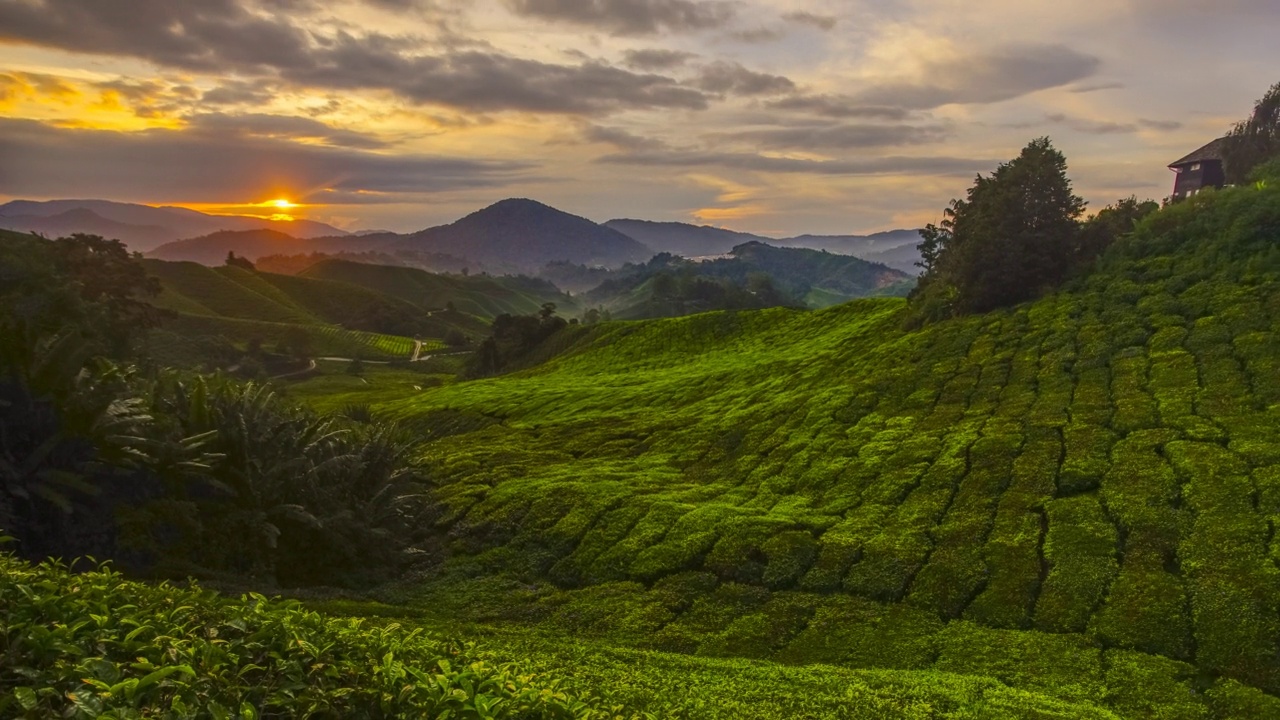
[270,198,295,209]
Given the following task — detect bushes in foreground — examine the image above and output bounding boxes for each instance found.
[0,551,619,719]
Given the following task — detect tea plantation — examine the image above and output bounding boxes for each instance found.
[1,551,1139,718]
[356,182,1280,717]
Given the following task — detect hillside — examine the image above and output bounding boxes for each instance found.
[0,198,348,251]
[398,198,652,273]
[141,260,481,359]
[148,229,377,265]
[605,219,924,274]
[299,257,577,320]
[348,182,1280,716]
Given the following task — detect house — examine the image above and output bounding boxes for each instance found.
[1168,137,1228,200]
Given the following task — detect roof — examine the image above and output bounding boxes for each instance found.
[1169,137,1229,168]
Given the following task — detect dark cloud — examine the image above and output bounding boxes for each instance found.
[185,112,393,149]
[0,0,711,115]
[200,79,281,106]
[503,0,735,35]
[1069,81,1125,94]
[1032,113,1183,135]
[581,124,668,151]
[715,123,949,150]
[0,117,532,202]
[694,62,795,96]
[727,27,786,43]
[622,48,698,70]
[597,148,994,176]
[782,11,837,30]
[857,44,1100,109]
[765,94,910,120]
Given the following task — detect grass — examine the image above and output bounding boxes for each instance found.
[320,181,1280,715]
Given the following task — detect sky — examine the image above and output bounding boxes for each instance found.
[0,0,1277,236]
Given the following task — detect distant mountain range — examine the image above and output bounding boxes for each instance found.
[604,219,923,274]
[1,196,922,276]
[0,199,348,252]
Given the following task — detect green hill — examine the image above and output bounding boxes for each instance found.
[140,259,494,361]
[351,182,1280,716]
[299,257,577,320]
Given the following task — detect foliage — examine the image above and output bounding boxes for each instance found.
[0,553,627,719]
[912,138,1086,319]
[1223,80,1280,185]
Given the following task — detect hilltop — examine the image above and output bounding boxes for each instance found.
[397,198,652,274]
[147,228,374,265]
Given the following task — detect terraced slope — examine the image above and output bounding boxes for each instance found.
[372,184,1280,715]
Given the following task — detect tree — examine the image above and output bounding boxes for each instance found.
[1077,196,1159,263]
[225,251,255,271]
[346,356,365,376]
[1223,81,1280,185]
[911,138,1085,319]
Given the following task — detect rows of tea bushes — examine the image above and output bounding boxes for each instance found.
[0,551,620,719]
[2,551,1127,719]
[367,180,1280,710]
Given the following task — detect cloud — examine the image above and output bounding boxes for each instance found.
[597,148,994,176]
[782,11,837,30]
[765,94,910,120]
[502,0,736,35]
[0,0,711,115]
[185,112,394,149]
[581,124,668,151]
[715,123,949,150]
[694,62,795,96]
[727,27,786,43]
[857,43,1101,109]
[0,117,532,202]
[1069,81,1125,94]
[1033,113,1183,135]
[622,48,698,70]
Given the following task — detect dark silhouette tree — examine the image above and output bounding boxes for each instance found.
[225,251,256,271]
[1223,81,1280,185]
[912,138,1085,319]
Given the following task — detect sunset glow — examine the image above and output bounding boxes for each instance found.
[0,2,1277,234]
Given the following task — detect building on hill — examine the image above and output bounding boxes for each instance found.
[1168,137,1227,200]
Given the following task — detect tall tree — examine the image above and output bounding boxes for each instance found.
[1222,81,1280,185]
[912,138,1085,318]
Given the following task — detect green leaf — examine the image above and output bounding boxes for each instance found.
[13,687,37,711]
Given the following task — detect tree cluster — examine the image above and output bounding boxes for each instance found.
[0,233,428,587]
[911,138,1155,323]
[1223,81,1280,185]
[469,303,569,377]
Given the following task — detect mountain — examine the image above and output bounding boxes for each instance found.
[605,219,925,275]
[397,198,652,274]
[147,229,377,265]
[0,199,349,251]
[604,219,769,257]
